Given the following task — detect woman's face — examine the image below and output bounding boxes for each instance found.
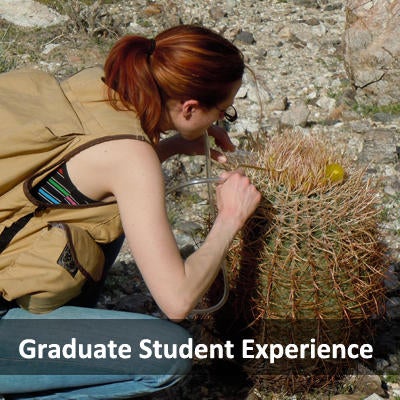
[166,79,242,140]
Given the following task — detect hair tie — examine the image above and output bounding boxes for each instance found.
[147,38,156,55]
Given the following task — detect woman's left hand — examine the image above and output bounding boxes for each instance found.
[205,125,236,162]
[180,125,236,162]
[156,125,235,163]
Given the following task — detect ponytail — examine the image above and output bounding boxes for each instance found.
[104,36,162,143]
[104,25,245,144]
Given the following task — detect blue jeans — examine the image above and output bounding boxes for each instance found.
[0,236,192,399]
[0,307,192,399]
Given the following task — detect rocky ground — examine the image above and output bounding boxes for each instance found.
[1,0,400,399]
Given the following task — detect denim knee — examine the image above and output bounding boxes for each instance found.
[141,322,192,389]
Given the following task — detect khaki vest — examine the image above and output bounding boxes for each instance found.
[0,67,151,313]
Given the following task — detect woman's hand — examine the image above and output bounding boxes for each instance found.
[156,125,235,163]
[216,170,261,231]
[92,139,260,320]
[204,125,236,162]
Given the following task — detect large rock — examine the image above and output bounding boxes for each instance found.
[0,0,67,28]
[343,0,400,106]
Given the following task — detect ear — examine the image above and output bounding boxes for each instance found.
[181,99,200,119]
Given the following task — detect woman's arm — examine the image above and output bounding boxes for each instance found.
[156,125,236,163]
[155,134,185,162]
[79,138,260,321]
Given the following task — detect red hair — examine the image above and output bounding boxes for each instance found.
[103,25,244,144]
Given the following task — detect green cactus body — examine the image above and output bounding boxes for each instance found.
[205,132,386,392]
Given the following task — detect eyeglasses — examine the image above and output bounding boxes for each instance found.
[215,105,238,123]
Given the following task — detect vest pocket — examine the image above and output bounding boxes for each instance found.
[13,223,105,313]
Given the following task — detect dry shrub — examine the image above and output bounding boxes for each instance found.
[203,131,387,394]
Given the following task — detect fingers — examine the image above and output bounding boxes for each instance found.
[209,148,227,163]
[219,169,245,181]
[215,170,261,228]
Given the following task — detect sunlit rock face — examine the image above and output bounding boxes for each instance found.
[344,0,400,106]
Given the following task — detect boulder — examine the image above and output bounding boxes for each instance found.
[343,0,400,106]
[0,0,67,28]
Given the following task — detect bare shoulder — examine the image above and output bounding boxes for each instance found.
[75,137,156,163]
[66,138,161,202]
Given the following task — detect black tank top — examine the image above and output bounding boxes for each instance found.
[31,163,96,205]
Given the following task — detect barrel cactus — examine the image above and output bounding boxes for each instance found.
[204,131,387,392]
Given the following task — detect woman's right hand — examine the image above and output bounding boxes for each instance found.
[215,170,261,231]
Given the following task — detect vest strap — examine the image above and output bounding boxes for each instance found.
[0,212,34,254]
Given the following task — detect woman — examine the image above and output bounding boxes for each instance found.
[0,25,260,399]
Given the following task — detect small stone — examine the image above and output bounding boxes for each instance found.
[224,0,236,10]
[341,109,361,121]
[235,31,256,45]
[363,394,385,400]
[209,6,226,20]
[384,185,397,196]
[316,95,336,112]
[354,374,385,397]
[280,100,310,127]
[277,25,293,40]
[304,17,320,26]
[372,113,393,123]
[42,43,60,55]
[375,358,390,371]
[268,48,283,58]
[267,96,288,112]
[247,82,272,104]
[324,3,342,12]
[349,121,371,133]
[393,386,400,397]
[143,4,162,16]
[236,86,248,99]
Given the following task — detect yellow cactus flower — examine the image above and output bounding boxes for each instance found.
[325,163,345,183]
